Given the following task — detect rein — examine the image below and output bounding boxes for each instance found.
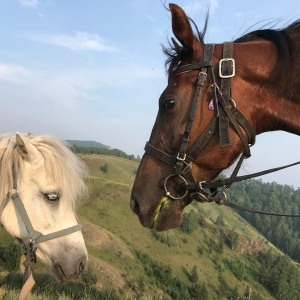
[8,172,82,300]
[145,42,300,217]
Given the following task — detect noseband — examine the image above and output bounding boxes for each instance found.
[145,43,300,216]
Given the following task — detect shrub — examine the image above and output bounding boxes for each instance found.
[100,163,108,173]
[151,230,178,247]
[180,210,199,234]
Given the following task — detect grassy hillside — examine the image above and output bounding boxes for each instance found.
[1,154,300,299]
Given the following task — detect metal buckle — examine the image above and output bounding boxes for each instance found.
[176,153,186,161]
[219,58,235,78]
[198,181,205,190]
[197,71,207,86]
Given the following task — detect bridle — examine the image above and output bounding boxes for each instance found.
[6,170,83,299]
[145,42,300,217]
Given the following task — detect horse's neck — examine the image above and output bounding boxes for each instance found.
[235,40,300,136]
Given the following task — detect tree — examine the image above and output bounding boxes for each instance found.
[217,234,224,254]
[244,285,251,299]
[227,229,239,250]
[231,285,240,299]
[189,282,209,300]
[180,210,199,234]
[215,215,225,226]
[189,265,199,283]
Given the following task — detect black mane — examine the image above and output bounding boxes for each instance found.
[234,20,300,64]
[164,15,300,76]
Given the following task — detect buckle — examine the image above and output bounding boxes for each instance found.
[176,153,186,161]
[219,58,235,78]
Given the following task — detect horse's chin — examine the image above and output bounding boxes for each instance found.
[151,196,185,231]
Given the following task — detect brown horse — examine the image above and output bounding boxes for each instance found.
[130,3,300,231]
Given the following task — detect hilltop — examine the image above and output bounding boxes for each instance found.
[65,140,109,149]
[1,154,300,299]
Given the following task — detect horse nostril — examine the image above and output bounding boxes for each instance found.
[79,260,86,273]
[130,197,140,215]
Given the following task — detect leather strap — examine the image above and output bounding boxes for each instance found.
[172,61,213,76]
[186,117,218,162]
[185,160,300,191]
[144,142,176,166]
[19,255,35,300]
[225,201,300,217]
[219,42,233,147]
[173,44,215,176]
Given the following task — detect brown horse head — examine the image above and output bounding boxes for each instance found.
[131,4,300,231]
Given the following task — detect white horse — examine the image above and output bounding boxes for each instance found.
[0,132,88,283]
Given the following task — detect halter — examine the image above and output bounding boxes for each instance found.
[145,43,300,217]
[8,170,83,299]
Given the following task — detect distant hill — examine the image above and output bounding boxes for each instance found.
[65,140,109,149]
[67,141,140,162]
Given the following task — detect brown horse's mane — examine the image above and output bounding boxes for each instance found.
[164,14,300,77]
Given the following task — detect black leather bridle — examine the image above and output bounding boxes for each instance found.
[144,43,300,217]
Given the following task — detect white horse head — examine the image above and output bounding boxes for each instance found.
[0,132,88,282]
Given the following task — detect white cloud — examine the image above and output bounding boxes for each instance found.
[0,63,34,82]
[28,32,118,52]
[19,0,39,8]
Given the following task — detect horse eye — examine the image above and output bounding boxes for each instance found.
[162,99,176,111]
[44,193,59,202]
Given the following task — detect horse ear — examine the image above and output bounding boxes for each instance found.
[171,37,181,49]
[16,132,40,162]
[169,3,197,51]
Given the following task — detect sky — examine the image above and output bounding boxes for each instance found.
[1,0,300,187]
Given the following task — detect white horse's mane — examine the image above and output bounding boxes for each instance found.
[0,133,88,214]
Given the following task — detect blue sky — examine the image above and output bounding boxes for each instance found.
[1,0,300,187]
